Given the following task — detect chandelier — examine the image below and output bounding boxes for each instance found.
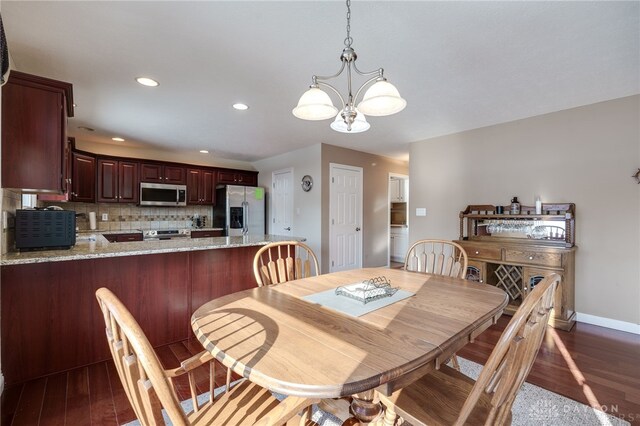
[292,0,406,133]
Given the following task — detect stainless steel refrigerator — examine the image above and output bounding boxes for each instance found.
[213,185,265,236]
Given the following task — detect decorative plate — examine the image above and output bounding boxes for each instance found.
[301,175,313,192]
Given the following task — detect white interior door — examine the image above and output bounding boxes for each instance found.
[271,168,293,236]
[330,163,363,272]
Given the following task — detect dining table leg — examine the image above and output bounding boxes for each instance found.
[345,389,383,425]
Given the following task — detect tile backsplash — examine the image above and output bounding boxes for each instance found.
[41,201,212,232]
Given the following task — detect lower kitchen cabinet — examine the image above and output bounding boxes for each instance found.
[103,232,143,242]
[191,230,223,238]
[390,227,408,262]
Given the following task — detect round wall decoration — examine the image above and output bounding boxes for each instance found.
[301,175,313,192]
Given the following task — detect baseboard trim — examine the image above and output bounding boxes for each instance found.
[577,312,640,335]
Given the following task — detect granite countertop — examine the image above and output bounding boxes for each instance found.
[1,234,305,266]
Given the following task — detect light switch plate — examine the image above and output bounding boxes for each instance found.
[102,213,109,221]
[416,208,427,216]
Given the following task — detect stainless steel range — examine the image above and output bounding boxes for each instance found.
[143,229,191,241]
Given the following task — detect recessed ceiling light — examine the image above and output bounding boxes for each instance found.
[112,137,125,142]
[78,126,95,132]
[233,103,249,110]
[136,77,159,87]
[199,150,209,154]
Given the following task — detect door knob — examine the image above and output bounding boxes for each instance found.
[284,227,291,231]
[356,227,361,231]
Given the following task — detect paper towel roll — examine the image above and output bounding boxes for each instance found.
[89,212,97,230]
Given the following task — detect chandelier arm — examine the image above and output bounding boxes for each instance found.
[313,60,347,83]
[316,81,347,110]
[353,75,383,105]
[352,62,384,77]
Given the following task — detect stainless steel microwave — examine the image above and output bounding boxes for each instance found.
[140,183,187,206]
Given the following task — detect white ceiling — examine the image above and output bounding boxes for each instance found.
[3,1,639,163]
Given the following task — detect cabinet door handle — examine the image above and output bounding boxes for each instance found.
[356,227,361,231]
[528,256,534,260]
[284,227,291,231]
[475,251,479,255]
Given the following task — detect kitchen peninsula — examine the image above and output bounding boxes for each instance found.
[1,234,304,385]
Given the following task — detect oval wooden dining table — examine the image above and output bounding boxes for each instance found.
[191,267,508,425]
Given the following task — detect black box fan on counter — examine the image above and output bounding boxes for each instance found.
[15,209,76,251]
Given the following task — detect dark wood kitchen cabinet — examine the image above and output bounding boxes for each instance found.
[1,71,74,192]
[191,229,223,238]
[187,168,216,205]
[97,158,138,203]
[140,163,186,184]
[104,232,143,242]
[217,169,257,186]
[61,138,73,196]
[71,152,96,202]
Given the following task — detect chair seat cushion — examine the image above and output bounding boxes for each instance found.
[379,365,510,426]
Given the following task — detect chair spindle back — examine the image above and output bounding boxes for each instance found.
[404,239,468,279]
[253,241,319,286]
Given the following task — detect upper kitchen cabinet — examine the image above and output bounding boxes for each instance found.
[217,169,258,186]
[71,151,96,203]
[97,158,138,203]
[389,177,408,202]
[2,71,74,192]
[187,168,216,205]
[140,163,186,184]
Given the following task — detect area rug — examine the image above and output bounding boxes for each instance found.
[123,357,628,425]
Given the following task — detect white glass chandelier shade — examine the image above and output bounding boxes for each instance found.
[357,80,407,117]
[292,87,338,121]
[330,109,370,133]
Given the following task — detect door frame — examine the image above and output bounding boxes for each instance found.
[388,172,409,267]
[329,163,363,272]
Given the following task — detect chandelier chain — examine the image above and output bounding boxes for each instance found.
[344,0,353,47]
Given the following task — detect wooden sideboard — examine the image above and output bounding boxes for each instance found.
[457,203,576,331]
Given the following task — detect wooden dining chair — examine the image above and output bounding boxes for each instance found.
[377,273,561,426]
[253,241,319,286]
[96,287,318,426]
[404,239,468,279]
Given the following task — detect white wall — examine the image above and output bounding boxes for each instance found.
[252,144,323,268]
[409,95,640,325]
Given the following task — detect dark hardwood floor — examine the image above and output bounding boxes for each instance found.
[2,319,639,425]
[1,339,240,426]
